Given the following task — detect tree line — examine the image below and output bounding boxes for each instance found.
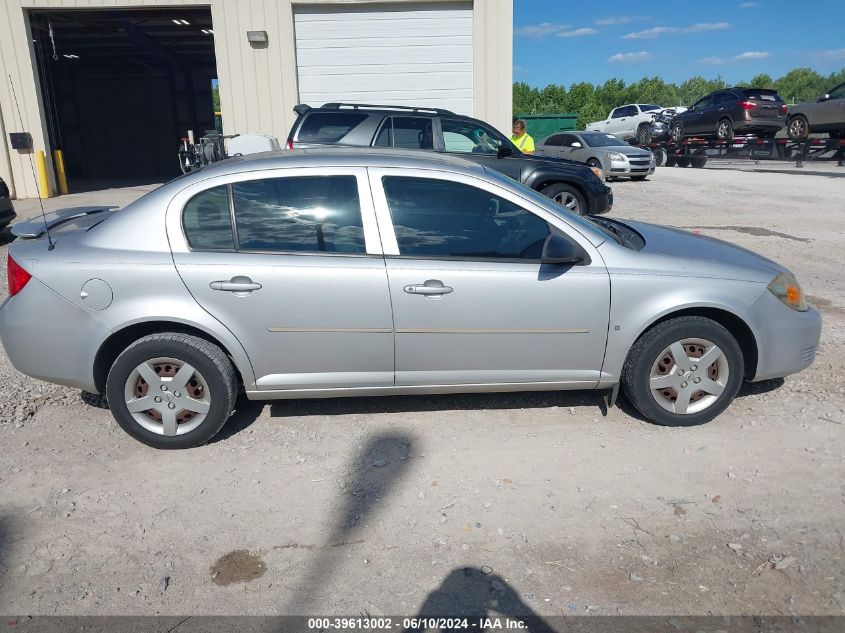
[514,67,845,129]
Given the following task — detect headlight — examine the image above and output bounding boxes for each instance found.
[606,152,625,161]
[767,273,808,311]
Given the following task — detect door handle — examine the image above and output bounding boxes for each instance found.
[403,280,453,296]
[210,277,262,292]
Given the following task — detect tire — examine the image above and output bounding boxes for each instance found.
[621,316,744,427]
[676,156,691,168]
[665,155,677,168]
[787,115,810,140]
[636,124,652,145]
[540,182,587,215]
[690,151,707,168]
[653,147,668,167]
[105,333,237,449]
[716,118,734,142]
[670,122,684,144]
[586,158,605,181]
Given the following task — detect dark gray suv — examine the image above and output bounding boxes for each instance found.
[0,176,16,229]
[287,104,613,216]
[671,88,787,142]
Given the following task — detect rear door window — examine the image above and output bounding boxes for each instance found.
[373,116,434,150]
[232,175,365,254]
[297,112,368,143]
[183,185,235,250]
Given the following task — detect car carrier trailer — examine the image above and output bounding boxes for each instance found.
[635,136,845,169]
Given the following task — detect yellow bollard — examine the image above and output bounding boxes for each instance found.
[53,149,69,195]
[35,150,54,198]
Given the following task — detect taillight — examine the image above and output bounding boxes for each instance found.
[287,138,294,150]
[7,253,32,297]
[739,100,757,110]
[779,103,788,114]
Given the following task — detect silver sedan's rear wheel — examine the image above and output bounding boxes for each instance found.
[106,333,237,449]
[124,357,211,436]
[622,316,744,426]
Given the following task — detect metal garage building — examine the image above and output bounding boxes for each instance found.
[0,0,512,199]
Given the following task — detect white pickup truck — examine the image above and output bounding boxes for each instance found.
[586,104,679,144]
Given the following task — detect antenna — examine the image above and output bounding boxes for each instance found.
[8,75,55,250]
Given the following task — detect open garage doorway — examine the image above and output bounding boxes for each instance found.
[29,7,218,191]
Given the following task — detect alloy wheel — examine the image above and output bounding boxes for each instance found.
[649,338,729,415]
[788,118,808,139]
[123,357,211,436]
[553,191,581,213]
[717,121,732,141]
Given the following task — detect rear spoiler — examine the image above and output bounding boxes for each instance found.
[12,206,117,238]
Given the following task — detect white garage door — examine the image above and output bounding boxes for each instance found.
[294,2,473,116]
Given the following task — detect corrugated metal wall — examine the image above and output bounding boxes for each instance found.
[0,0,512,199]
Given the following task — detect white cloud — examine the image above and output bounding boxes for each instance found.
[557,27,599,38]
[594,15,646,26]
[699,51,772,64]
[623,22,731,39]
[622,26,673,39]
[608,51,653,63]
[738,2,760,7]
[735,51,770,60]
[514,22,569,37]
[813,48,845,61]
[685,22,732,33]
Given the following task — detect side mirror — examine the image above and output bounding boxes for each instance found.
[497,144,514,158]
[570,142,582,148]
[542,232,585,265]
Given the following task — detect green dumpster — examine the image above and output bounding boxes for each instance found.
[513,114,578,141]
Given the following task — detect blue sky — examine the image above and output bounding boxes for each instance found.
[513,0,845,87]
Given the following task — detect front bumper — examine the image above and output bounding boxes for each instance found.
[0,278,110,393]
[607,156,656,178]
[747,289,822,381]
[586,183,613,215]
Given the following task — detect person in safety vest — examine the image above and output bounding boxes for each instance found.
[510,119,535,154]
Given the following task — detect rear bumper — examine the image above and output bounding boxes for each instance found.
[0,278,110,393]
[747,290,822,382]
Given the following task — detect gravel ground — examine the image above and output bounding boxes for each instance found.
[0,164,844,617]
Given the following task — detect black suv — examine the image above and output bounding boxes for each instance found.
[287,104,612,215]
[671,87,787,142]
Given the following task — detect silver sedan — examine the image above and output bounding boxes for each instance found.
[0,149,820,448]
[538,131,655,181]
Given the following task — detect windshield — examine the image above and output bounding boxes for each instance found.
[640,104,662,112]
[581,133,627,148]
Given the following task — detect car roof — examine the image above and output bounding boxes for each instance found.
[178,147,487,181]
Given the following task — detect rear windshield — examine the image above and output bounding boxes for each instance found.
[297,112,368,143]
[743,89,781,101]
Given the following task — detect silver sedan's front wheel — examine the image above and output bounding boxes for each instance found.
[649,339,729,415]
[622,316,744,426]
[106,333,237,449]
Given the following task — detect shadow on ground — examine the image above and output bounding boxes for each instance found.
[279,431,415,611]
